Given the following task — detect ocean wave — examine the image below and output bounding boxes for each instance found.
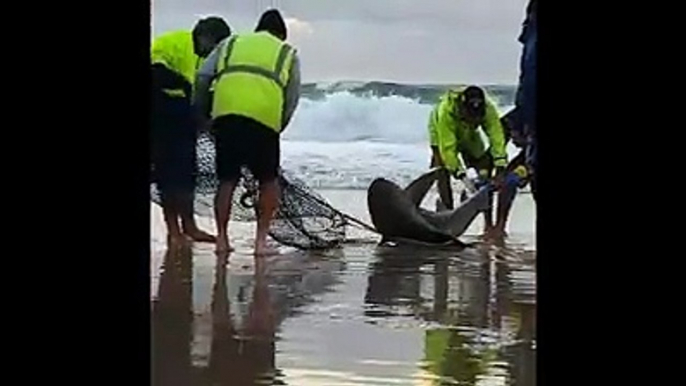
[301,81,517,106]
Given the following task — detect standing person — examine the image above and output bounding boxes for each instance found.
[489,109,532,240]
[514,0,537,201]
[194,9,301,255]
[151,17,232,245]
[427,85,508,236]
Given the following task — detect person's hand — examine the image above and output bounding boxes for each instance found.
[513,165,531,188]
[453,170,466,180]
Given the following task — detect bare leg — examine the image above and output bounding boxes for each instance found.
[254,179,280,256]
[163,209,185,246]
[476,162,495,238]
[179,192,216,243]
[160,192,186,246]
[494,179,518,239]
[437,168,454,210]
[214,180,237,253]
[430,146,454,210]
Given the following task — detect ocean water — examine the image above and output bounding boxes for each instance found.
[279,82,521,190]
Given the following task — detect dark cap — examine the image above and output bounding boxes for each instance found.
[193,16,232,43]
[461,86,486,118]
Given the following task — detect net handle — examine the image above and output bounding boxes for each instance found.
[338,211,380,234]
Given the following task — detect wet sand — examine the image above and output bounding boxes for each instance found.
[151,189,536,386]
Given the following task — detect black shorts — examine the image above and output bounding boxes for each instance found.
[213,115,280,183]
[151,94,197,195]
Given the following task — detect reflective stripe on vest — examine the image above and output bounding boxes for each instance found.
[210,33,294,132]
[214,36,293,89]
[151,30,200,98]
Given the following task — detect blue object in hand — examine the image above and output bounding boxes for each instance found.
[504,171,521,188]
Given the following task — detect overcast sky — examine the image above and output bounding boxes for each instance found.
[152,0,530,84]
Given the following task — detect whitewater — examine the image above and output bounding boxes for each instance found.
[279,82,522,190]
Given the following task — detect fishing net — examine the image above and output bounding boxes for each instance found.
[151,131,350,250]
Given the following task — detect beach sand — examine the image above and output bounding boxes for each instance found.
[151,189,536,386]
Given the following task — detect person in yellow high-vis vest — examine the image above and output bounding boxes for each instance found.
[151,17,231,246]
[195,9,301,255]
[427,86,509,237]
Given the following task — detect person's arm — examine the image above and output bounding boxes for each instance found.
[193,39,224,121]
[428,106,440,147]
[516,5,537,134]
[520,25,537,134]
[506,149,526,172]
[152,64,191,93]
[281,51,301,131]
[151,38,191,97]
[501,107,528,149]
[435,100,464,174]
[482,101,508,169]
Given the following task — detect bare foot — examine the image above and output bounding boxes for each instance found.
[167,233,189,247]
[216,251,230,264]
[254,241,279,257]
[184,229,216,243]
[481,227,507,244]
[215,235,234,253]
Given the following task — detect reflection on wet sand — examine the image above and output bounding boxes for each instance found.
[152,248,346,385]
[151,243,535,386]
[151,245,193,386]
[365,245,536,385]
[507,301,536,386]
[204,253,277,386]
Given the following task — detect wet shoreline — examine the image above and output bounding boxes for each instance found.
[151,189,536,385]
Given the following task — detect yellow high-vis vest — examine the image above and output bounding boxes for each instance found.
[151,30,201,98]
[211,31,295,132]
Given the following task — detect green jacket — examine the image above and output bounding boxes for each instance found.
[428,89,508,173]
[151,30,201,98]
